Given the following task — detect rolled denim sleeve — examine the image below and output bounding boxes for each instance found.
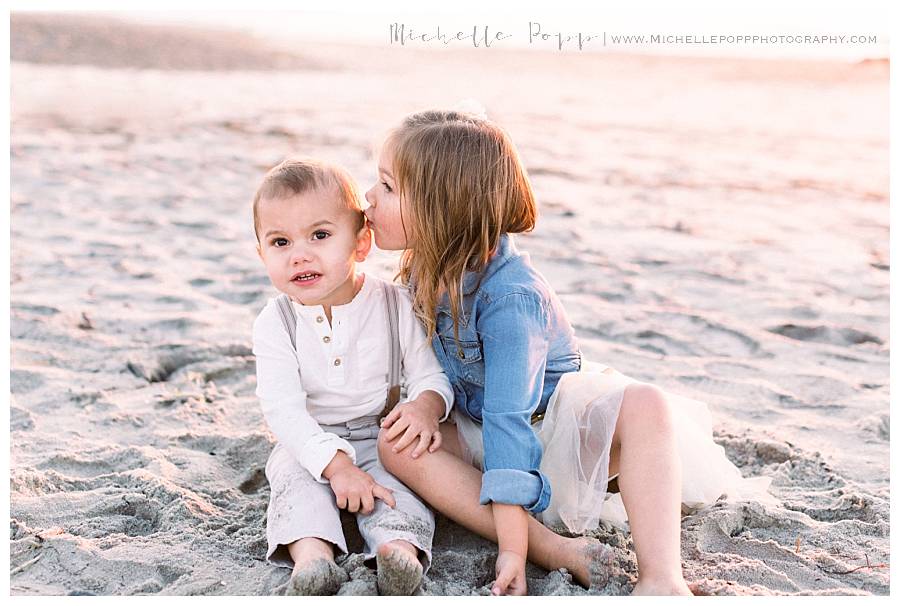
[476,292,552,513]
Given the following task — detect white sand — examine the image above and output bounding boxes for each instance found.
[9,14,889,596]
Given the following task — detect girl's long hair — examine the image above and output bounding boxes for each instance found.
[388,110,538,343]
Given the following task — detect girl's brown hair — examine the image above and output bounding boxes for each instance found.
[388,110,538,343]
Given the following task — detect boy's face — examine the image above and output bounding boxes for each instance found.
[256,187,371,307]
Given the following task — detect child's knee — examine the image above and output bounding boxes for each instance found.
[376,429,402,472]
[621,383,672,427]
[376,431,424,480]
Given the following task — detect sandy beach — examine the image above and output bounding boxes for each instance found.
[9,13,890,596]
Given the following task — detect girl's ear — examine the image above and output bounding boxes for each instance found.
[355,225,373,262]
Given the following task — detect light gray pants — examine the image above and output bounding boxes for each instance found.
[264,431,435,572]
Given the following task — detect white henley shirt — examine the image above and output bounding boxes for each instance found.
[252,272,454,483]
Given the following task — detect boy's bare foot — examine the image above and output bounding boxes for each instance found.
[375,540,424,596]
[285,559,349,596]
[288,536,336,575]
[631,577,694,596]
[284,537,347,596]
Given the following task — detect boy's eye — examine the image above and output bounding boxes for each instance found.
[382,181,393,193]
[271,237,288,247]
[312,231,330,240]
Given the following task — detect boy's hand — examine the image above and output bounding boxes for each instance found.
[380,392,445,458]
[324,453,395,514]
[492,550,527,596]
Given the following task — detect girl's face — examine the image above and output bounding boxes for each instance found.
[364,145,412,251]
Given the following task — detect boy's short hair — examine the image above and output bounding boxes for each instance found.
[252,157,365,242]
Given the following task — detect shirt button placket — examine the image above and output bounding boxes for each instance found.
[329,316,345,384]
[317,314,333,347]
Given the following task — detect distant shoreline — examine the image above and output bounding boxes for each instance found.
[10,13,323,72]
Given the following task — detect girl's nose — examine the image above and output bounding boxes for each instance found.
[364,187,375,206]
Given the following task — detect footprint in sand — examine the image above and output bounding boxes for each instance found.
[767,323,882,347]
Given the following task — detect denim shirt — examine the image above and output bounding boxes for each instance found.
[426,233,582,513]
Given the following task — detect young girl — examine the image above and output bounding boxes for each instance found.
[366,110,775,596]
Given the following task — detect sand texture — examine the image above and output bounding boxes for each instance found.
[9,14,889,596]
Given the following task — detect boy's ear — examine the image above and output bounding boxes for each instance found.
[256,243,264,261]
[355,224,373,262]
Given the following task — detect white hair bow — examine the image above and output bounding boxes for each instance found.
[452,98,488,120]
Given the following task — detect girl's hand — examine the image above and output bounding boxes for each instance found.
[492,550,527,596]
[380,394,445,458]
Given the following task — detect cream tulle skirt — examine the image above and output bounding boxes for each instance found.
[453,359,777,534]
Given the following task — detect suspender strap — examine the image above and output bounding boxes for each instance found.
[275,294,300,381]
[382,282,402,419]
[274,294,298,349]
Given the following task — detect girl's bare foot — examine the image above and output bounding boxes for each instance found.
[558,536,616,589]
[375,539,424,596]
[556,536,696,595]
[631,577,694,596]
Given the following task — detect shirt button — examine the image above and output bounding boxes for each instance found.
[334,358,342,366]
[323,336,331,343]
[316,316,324,323]
[458,350,465,359]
